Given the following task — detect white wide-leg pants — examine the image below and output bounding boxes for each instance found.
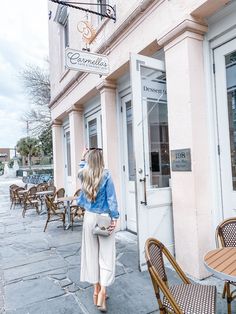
[80,211,116,287]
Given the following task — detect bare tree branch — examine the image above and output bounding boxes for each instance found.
[19,63,52,138]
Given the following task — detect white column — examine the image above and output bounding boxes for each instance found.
[68,107,84,193]
[158,22,215,278]
[97,80,121,222]
[52,119,64,189]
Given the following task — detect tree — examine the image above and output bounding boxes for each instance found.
[16,137,41,169]
[19,63,52,153]
[39,128,53,156]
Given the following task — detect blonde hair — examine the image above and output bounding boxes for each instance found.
[82,149,104,201]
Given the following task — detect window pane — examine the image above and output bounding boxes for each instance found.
[141,66,170,188]
[66,131,71,176]
[64,19,69,48]
[126,101,136,181]
[97,0,106,19]
[226,51,236,190]
[88,118,98,148]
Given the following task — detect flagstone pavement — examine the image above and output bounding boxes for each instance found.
[0,177,235,313]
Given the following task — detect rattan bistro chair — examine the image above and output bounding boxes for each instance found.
[70,189,85,230]
[215,217,236,314]
[11,186,25,209]
[53,188,65,208]
[22,186,39,217]
[145,238,216,314]
[44,196,66,232]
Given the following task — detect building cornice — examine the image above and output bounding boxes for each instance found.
[157,19,208,48]
[51,119,62,126]
[97,80,116,92]
[66,104,84,115]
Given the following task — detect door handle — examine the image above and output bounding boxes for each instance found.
[140,177,147,205]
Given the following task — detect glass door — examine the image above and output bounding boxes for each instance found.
[130,53,174,270]
[214,38,236,218]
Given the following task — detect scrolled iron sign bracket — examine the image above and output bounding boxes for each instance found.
[49,0,116,22]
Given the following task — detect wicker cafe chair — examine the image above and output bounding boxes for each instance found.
[53,188,65,208]
[70,189,85,230]
[36,183,48,192]
[216,217,236,314]
[22,186,39,217]
[11,187,25,209]
[145,238,216,314]
[9,185,19,208]
[44,196,66,232]
[9,184,18,204]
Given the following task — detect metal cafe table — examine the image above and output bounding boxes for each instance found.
[204,247,236,313]
[57,196,77,229]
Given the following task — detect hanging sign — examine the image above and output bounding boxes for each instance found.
[65,48,109,75]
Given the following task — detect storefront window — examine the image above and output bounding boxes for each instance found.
[126,101,136,181]
[226,51,236,190]
[141,67,170,188]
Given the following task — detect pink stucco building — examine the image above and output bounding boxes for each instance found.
[48,0,236,279]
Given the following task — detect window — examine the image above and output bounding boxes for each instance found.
[226,51,236,189]
[97,0,107,20]
[85,111,103,149]
[65,131,71,176]
[126,101,136,181]
[54,5,69,49]
[141,66,170,188]
[64,18,69,48]
[88,118,98,148]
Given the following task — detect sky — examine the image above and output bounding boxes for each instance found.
[0,0,49,148]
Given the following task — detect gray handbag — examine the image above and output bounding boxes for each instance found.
[92,214,111,237]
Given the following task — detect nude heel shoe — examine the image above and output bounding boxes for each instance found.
[93,283,101,305]
[97,291,107,312]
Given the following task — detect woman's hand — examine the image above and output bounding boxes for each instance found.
[108,220,117,234]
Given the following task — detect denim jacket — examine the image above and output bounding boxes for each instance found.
[77,161,119,220]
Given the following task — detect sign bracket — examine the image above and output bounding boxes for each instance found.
[49,0,116,22]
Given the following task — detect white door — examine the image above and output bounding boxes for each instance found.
[64,128,73,195]
[121,94,137,233]
[215,38,236,218]
[130,53,174,270]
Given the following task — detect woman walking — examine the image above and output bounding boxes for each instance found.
[77,148,119,312]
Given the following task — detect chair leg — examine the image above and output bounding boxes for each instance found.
[35,204,40,215]
[44,218,50,232]
[226,282,232,314]
[222,282,227,299]
[71,215,74,231]
[63,216,65,230]
[22,207,26,218]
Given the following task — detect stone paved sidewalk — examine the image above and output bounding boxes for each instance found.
[0,177,235,313]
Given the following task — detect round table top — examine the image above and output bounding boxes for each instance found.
[18,190,28,194]
[36,190,54,195]
[204,247,236,282]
